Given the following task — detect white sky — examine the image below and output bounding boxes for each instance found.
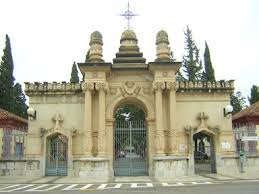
[0,0,258,102]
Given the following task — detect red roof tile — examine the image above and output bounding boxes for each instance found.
[0,108,28,123]
[232,101,259,121]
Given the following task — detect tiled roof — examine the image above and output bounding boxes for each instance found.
[232,101,259,121]
[0,108,28,123]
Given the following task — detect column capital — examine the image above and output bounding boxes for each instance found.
[166,81,179,91]
[82,82,94,92]
[152,81,165,91]
[95,82,108,92]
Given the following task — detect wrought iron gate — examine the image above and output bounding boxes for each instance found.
[46,134,68,176]
[114,120,148,176]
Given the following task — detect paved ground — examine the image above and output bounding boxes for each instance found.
[0,173,259,193]
[0,179,259,193]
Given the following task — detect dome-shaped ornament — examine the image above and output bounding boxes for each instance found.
[90,31,103,45]
[156,30,169,44]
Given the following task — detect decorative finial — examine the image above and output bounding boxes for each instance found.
[88,31,104,62]
[155,30,172,62]
[120,2,138,29]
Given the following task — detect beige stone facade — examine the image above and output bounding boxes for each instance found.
[22,30,242,181]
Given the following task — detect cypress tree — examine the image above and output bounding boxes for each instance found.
[13,83,28,119]
[248,85,259,105]
[70,61,79,83]
[0,34,15,112]
[231,91,246,114]
[181,26,203,81]
[203,41,215,81]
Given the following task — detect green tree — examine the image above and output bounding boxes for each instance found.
[248,85,259,105]
[202,41,215,81]
[70,61,79,83]
[181,26,203,81]
[13,83,28,119]
[0,34,15,112]
[115,105,145,121]
[231,91,246,114]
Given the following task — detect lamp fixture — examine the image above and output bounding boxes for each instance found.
[224,105,233,117]
[27,107,37,120]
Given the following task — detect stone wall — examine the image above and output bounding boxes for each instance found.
[217,155,259,176]
[0,160,40,176]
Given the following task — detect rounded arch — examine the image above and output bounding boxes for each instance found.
[106,96,155,119]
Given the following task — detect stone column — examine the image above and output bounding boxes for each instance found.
[166,81,178,155]
[82,82,94,156]
[153,81,165,155]
[96,82,108,156]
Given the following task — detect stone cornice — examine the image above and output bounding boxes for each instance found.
[177,80,234,93]
[24,82,82,95]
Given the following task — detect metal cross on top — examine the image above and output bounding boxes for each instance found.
[120,2,138,29]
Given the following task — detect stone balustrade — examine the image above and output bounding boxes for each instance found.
[24,82,82,94]
[177,80,234,92]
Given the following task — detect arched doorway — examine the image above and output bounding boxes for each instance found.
[193,132,216,174]
[45,133,68,176]
[114,104,148,176]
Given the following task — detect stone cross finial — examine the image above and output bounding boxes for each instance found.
[88,31,104,62]
[52,113,63,131]
[155,30,172,62]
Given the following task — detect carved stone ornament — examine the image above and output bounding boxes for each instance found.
[82,82,94,91]
[120,81,141,97]
[152,81,165,91]
[185,112,219,136]
[166,81,179,91]
[109,87,118,95]
[95,82,109,92]
[40,113,78,137]
[52,113,64,131]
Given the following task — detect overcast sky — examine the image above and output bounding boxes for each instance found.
[0,0,258,102]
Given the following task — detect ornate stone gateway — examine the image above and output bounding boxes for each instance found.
[114,120,148,176]
[46,134,68,176]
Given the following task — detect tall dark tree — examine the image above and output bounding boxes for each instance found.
[13,83,28,118]
[231,91,246,114]
[0,34,15,112]
[248,85,259,105]
[202,41,215,81]
[70,61,79,83]
[181,26,203,81]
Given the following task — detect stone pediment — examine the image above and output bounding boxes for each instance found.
[185,112,219,136]
[40,113,77,137]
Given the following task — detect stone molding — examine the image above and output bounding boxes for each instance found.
[166,81,179,91]
[120,81,141,97]
[95,82,109,92]
[178,80,234,93]
[152,81,166,91]
[82,82,95,92]
[25,82,82,95]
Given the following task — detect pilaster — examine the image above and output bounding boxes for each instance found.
[95,82,108,156]
[166,81,179,155]
[153,81,165,155]
[82,82,94,156]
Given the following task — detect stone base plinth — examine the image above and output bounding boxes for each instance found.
[217,155,259,176]
[152,155,193,180]
[73,157,112,182]
[0,159,40,176]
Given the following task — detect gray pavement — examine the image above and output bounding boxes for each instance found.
[0,173,259,193]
